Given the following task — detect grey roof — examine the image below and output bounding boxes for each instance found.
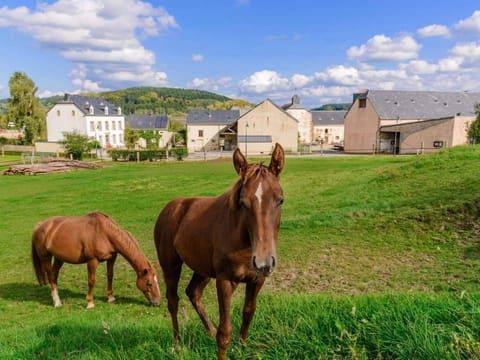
[126,114,168,130]
[186,110,240,125]
[311,111,346,126]
[63,94,120,116]
[366,90,480,120]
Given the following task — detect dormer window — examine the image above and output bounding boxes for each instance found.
[104,106,109,115]
[117,107,122,115]
[89,105,94,115]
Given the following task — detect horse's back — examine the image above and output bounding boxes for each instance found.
[32,213,102,263]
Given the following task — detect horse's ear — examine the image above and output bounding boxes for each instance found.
[269,143,285,177]
[233,148,248,177]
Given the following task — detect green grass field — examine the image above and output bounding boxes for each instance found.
[1,146,480,359]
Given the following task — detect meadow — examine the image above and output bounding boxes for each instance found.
[1,146,480,359]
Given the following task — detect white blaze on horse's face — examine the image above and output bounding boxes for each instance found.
[255,182,263,206]
[249,176,282,278]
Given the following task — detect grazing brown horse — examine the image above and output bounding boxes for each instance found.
[154,143,285,359]
[32,211,161,309]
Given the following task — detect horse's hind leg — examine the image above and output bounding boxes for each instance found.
[186,272,216,337]
[44,256,63,307]
[161,258,183,343]
[106,255,117,304]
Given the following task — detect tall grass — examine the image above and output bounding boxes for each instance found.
[1,146,480,358]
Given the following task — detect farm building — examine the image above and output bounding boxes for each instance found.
[186,110,240,152]
[237,99,298,155]
[125,114,173,148]
[46,94,125,148]
[282,95,313,144]
[311,110,346,145]
[344,89,480,154]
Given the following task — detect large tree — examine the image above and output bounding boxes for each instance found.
[7,72,46,144]
[468,103,480,144]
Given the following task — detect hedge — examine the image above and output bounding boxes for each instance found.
[108,147,187,162]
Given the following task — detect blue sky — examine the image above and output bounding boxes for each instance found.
[0,0,479,108]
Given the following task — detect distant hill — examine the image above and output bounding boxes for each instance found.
[0,87,253,116]
[311,103,351,111]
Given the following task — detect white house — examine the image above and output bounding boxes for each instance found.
[46,94,125,148]
[282,95,313,144]
[186,110,240,152]
[311,110,346,145]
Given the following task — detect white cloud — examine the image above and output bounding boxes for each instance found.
[417,24,451,38]
[325,65,361,86]
[189,77,232,91]
[0,0,179,91]
[291,74,311,88]
[454,10,480,35]
[38,90,64,98]
[449,42,480,64]
[239,70,290,93]
[192,54,204,62]
[401,60,438,74]
[347,34,421,62]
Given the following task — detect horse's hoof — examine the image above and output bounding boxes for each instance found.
[86,303,95,310]
[54,302,62,308]
[108,297,117,304]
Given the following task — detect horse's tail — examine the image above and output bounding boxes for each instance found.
[31,225,47,286]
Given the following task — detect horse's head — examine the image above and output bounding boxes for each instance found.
[136,263,161,306]
[233,143,285,277]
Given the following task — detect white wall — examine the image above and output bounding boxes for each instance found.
[187,124,225,152]
[47,104,85,142]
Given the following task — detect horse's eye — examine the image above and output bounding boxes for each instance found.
[279,198,284,206]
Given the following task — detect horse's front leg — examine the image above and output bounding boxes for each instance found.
[239,278,265,341]
[106,254,117,304]
[216,278,238,360]
[86,259,99,309]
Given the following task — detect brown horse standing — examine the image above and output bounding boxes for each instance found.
[154,143,285,359]
[32,211,161,309]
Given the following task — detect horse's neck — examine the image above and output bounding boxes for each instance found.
[108,228,149,272]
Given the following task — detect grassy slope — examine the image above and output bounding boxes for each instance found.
[0,146,479,358]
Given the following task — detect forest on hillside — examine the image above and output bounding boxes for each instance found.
[0,87,252,117]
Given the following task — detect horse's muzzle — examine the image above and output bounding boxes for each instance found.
[252,256,276,277]
[150,299,161,307]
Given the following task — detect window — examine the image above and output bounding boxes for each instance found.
[90,121,95,132]
[198,130,204,137]
[57,110,61,116]
[118,121,122,130]
[112,134,116,144]
[105,121,109,131]
[112,121,116,130]
[97,121,102,131]
[359,98,366,108]
[104,106,109,115]
[72,110,75,116]
[89,105,94,115]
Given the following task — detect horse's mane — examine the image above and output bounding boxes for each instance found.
[89,212,144,259]
[228,163,268,210]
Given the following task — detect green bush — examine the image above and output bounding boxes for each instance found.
[109,147,188,162]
